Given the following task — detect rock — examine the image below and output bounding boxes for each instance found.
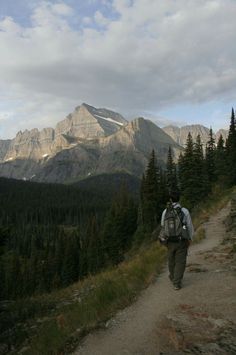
[157,305,236,354]
[187,265,208,273]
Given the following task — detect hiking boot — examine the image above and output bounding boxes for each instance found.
[173,284,181,290]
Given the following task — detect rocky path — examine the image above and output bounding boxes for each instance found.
[74,203,236,354]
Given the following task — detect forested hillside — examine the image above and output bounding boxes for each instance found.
[0,175,139,300]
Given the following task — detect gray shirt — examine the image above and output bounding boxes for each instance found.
[161,202,194,240]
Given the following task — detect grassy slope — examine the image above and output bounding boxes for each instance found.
[20,244,166,354]
[6,185,234,354]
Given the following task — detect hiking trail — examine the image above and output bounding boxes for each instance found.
[74,203,236,354]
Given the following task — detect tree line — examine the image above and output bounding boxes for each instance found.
[136,108,236,235]
[0,108,235,300]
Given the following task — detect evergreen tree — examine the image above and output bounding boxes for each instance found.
[141,150,161,231]
[178,133,208,208]
[226,108,236,185]
[178,133,195,207]
[215,134,227,184]
[205,128,216,186]
[193,134,208,201]
[166,146,178,193]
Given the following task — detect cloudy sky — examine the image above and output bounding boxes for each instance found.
[0,0,235,139]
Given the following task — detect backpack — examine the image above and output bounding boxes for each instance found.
[163,203,185,242]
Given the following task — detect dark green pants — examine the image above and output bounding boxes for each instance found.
[167,240,188,287]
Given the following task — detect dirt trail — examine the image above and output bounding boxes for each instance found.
[74,203,236,354]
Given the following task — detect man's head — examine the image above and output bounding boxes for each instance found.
[169,191,180,203]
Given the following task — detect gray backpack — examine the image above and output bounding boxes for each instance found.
[164,203,185,242]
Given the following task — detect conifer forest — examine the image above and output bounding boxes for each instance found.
[0,108,236,301]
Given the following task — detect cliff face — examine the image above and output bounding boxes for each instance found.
[0,112,183,183]
[1,103,127,163]
[0,139,11,161]
[163,125,228,147]
[4,128,55,162]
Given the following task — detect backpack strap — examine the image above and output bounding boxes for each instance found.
[175,206,185,225]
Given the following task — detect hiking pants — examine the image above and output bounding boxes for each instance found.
[167,240,188,287]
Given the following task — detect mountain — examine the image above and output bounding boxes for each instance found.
[35,117,182,183]
[0,109,182,183]
[1,103,127,163]
[162,125,228,147]
[55,103,127,139]
[0,139,11,161]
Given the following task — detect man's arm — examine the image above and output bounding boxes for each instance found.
[182,208,194,240]
[161,209,166,227]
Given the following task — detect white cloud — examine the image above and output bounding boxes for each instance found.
[0,0,236,138]
[94,11,110,26]
[51,3,74,16]
[0,16,22,34]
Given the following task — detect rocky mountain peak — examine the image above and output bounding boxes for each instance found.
[0,103,128,163]
[54,103,127,139]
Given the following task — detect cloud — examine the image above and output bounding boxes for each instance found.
[0,0,236,138]
[94,10,110,26]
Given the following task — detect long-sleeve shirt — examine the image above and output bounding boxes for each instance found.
[161,202,194,240]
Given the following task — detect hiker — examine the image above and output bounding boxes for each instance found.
[160,191,194,290]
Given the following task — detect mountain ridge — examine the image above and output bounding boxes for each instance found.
[0,110,182,183]
[0,104,229,183]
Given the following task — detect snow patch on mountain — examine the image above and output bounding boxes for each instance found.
[94,114,124,126]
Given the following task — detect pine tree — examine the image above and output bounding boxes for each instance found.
[205,128,216,186]
[193,134,208,201]
[178,133,195,207]
[141,150,160,231]
[178,133,208,208]
[215,134,227,184]
[226,108,236,185]
[166,146,178,193]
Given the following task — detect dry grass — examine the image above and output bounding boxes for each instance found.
[192,185,235,230]
[192,226,206,244]
[23,242,167,354]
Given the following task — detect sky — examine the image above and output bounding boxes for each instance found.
[0,0,235,139]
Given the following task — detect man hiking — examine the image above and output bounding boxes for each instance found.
[161,191,194,290]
